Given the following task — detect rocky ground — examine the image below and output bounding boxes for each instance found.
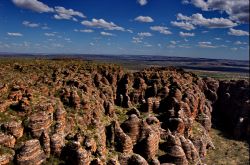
[0,59,249,165]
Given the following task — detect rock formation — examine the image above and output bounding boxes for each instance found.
[0,60,248,165]
[16,139,46,165]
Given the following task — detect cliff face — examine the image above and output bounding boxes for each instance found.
[212,80,249,140]
[0,60,248,165]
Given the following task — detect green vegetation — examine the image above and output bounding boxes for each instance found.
[192,70,249,80]
[0,145,14,155]
[114,105,129,122]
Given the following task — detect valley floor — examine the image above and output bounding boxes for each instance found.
[205,128,249,165]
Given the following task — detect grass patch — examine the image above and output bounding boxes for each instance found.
[204,128,249,165]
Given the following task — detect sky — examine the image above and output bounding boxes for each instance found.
[0,0,249,60]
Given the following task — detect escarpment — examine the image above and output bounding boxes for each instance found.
[0,60,249,165]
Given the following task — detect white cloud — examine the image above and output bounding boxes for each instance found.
[44,33,55,37]
[177,13,237,28]
[182,0,190,4]
[138,32,152,37]
[228,28,249,36]
[81,18,125,31]
[202,30,209,33]
[198,41,217,48]
[127,29,133,33]
[52,43,63,48]
[22,21,39,28]
[12,0,53,13]
[199,41,212,44]
[171,21,195,30]
[0,43,10,48]
[179,31,195,37]
[42,25,50,30]
[192,13,237,28]
[177,13,192,21]
[167,45,176,48]
[100,31,114,36]
[132,37,142,43]
[184,0,249,23]
[231,47,238,51]
[80,29,94,33]
[74,29,94,33]
[144,43,152,47]
[54,6,86,21]
[137,0,147,6]
[179,44,191,48]
[134,16,154,23]
[234,41,247,45]
[170,41,177,45]
[7,32,23,36]
[64,38,71,42]
[220,44,227,48]
[150,26,172,35]
[90,42,94,46]
[214,37,222,40]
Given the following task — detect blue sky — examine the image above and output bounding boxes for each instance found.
[0,0,249,60]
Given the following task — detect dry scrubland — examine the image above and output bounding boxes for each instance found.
[0,58,249,165]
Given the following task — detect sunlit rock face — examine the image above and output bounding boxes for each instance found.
[16,139,46,165]
[0,61,248,165]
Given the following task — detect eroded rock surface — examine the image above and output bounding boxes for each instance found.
[0,60,248,165]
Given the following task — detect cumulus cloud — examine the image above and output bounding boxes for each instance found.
[44,33,55,37]
[177,13,191,21]
[134,16,154,23]
[228,28,249,36]
[100,31,114,36]
[150,26,172,35]
[176,13,237,28]
[81,19,125,31]
[137,0,147,6]
[183,0,249,23]
[138,32,152,37]
[12,1,86,22]
[198,41,217,48]
[22,21,39,28]
[12,0,53,13]
[7,32,23,36]
[54,6,86,21]
[171,21,195,30]
[179,31,195,37]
